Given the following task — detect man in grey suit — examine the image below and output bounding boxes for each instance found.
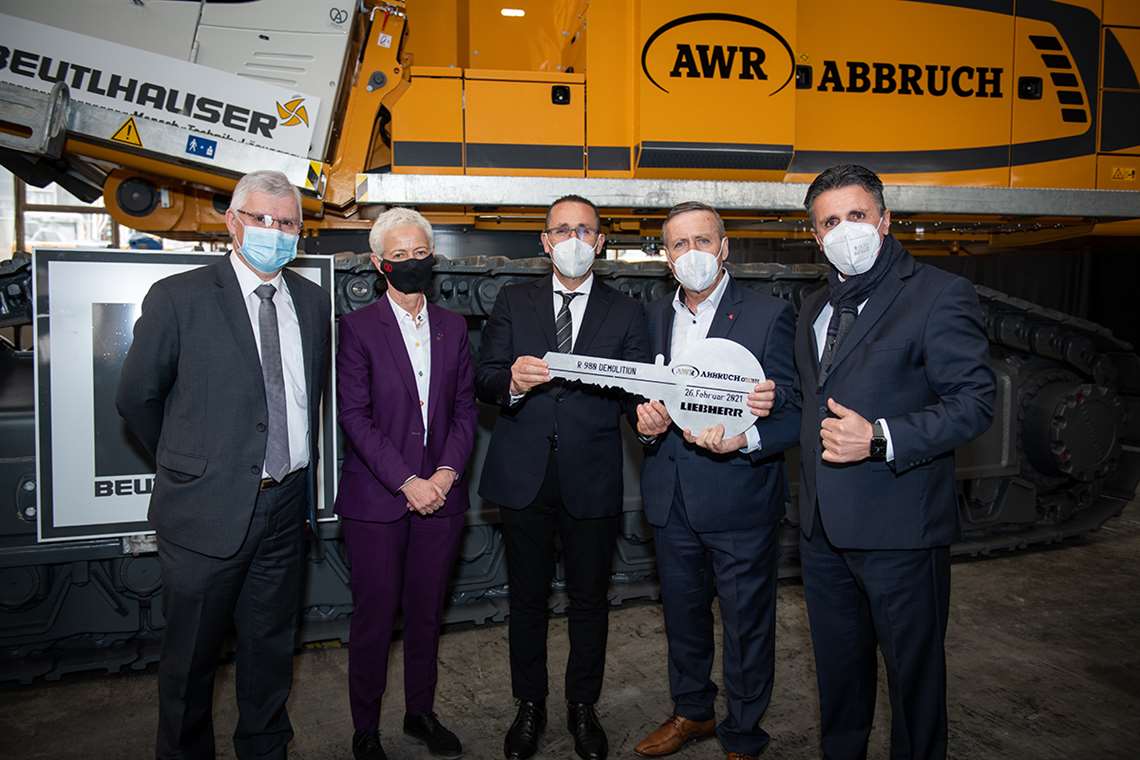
[117,170,331,760]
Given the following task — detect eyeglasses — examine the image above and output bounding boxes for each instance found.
[383,247,433,261]
[544,224,599,242]
[236,208,301,234]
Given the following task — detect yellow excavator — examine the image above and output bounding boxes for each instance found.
[2,0,1139,248]
[2,0,1140,682]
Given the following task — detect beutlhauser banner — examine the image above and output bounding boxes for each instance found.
[32,250,337,542]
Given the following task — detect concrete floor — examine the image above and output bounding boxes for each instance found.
[3,502,1139,760]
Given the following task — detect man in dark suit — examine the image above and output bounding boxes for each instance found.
[476,194,650,760]
[335,207,477,760]
[117,170,331,760]
[794,165,995,760]
[630,202,799,760]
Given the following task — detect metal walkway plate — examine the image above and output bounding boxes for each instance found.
[355,173,1140,218]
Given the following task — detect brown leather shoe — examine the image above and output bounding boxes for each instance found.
[633,714,716,757]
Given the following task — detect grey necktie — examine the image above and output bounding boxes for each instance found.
[555,291,581,353]
[255,283,290,481]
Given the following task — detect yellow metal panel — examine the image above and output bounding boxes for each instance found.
[586,0,635,178]
[405,0,461,67]
[1092,219,1140,235]
[324,6,408,208]
[785,168,1014,189]
[1097,155,1140,189]
[796,0,1012,185]
[464,69,584,83]
[466,0,585,72]
[391,70,464,175]
[464,74,584,177]
[1012,155,1097,189]
[1011,15,1096,188]
[1105,0,1140,26]
[634,0,797,181]
[410,66,462,78]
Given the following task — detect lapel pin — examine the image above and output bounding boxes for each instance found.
[728,313,735,320]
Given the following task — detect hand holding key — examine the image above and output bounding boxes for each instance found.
[747,379,777,417]
[636,400,671,437]
[510,355,550,395]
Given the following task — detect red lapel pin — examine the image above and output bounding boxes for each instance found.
[728,312,735,320]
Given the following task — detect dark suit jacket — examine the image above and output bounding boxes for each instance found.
[334,295,477,523]
[640,276,800,532]
[475,276,650,518]
[795,245,995,550]
[117,257,331,559]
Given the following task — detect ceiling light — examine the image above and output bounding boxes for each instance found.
[501,8,526,17]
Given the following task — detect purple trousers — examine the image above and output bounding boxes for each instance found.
[342,512,465,731]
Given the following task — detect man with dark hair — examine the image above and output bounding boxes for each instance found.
[801,163,886,217]
[477,195,650,760]
[632,201,799,760]
[794,164,995,760]
[545,193,601,229]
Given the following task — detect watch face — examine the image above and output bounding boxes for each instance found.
[871,439,887,458]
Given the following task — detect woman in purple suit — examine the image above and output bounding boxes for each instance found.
[335,207,478,760]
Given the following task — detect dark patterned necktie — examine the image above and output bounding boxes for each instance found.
[255,283,290,481]
[555,291,581,353]
[817,303,859,389]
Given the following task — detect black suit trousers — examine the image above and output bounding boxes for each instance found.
[156,470,306,760]
[655,483,779,755]
[499,454,619,704]
[800,505,951,760]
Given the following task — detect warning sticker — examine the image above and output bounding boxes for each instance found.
[1110,167,1136,182]
[111,116,143,147]
[378,32,393,48]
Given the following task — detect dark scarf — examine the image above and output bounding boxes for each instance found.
[817,233,903,388]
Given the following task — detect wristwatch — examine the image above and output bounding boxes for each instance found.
[869,420,888,461]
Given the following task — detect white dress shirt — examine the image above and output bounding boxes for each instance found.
[552,271,593,348]
[388,294,432,446]
[229,253,309,477]
[813,300,895,461]
[510,273,595,405]
[671,272,761,453]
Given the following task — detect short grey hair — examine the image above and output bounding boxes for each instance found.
[662,201,726,243]
[369,207,434,255]
[229,170,302,219]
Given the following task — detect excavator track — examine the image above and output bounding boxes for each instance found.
[0,253,1136,683]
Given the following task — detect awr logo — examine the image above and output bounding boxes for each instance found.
[641,12,794,96]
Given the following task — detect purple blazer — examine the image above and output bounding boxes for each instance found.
[334,295,478,523]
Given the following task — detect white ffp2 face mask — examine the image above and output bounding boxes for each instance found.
[672,248,722,291]
[550,236,597,278]
[821,218,885,276]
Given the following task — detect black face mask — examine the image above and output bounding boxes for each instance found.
[381,254,436,293]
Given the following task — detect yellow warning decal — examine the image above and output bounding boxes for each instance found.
[1111,167,1136,182]
[111,116,143,147]
[305,161,324,191]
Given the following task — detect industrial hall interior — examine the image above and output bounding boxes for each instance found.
[1,1,1139,760]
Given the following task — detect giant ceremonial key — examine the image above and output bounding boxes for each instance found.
[543,337,765,437]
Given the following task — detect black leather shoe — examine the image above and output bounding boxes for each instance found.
[405,712,463,759]
[352,730,388,760]
[504,699,546,760]
[567,702,608,760]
